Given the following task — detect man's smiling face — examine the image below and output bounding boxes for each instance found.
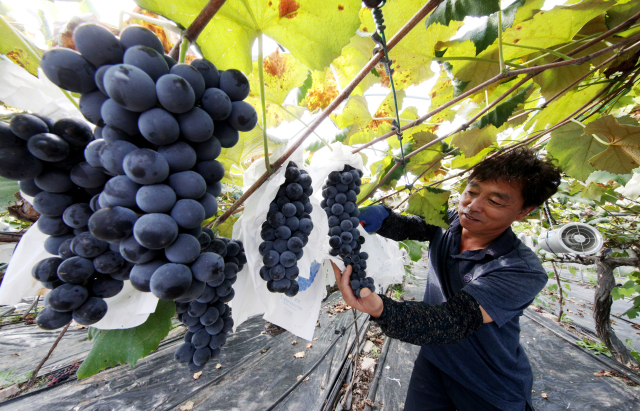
[458,178,535,238]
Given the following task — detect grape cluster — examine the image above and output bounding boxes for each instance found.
[258,162,314,297]
[173,239,239,372]
[321,166,373,297]
[9,23,256,335]
[0,112,112,329]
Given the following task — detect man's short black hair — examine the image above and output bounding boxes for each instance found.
[468,147,561,209]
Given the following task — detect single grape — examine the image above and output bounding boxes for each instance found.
[219,69,250,101]
[32,257,64,282]
[156,74,195,114]
[191,252,225,283]
[192,137,222,162]
[0,147,43,181]
[227,101,257,132]
[123,45,168,82]
[103,64,157,112]
[103,175,141,209]
[34,169,74,193]
[40,48,97,93]
[190,59,220,88]
[37,216,70,236]
[138,108,180,145]
[18,179,42,197]
[136,184,177,213]
[195,160,225,184]
[123,148,170,185]
[88,206,138,242]
[100,99,140,136]
[52,118,94,148]
[119,25,164,54]
[130,259,166,292]
[150,263,192,300]
[93,251,125,274]
[33,192,74,217]
[157,141,197,172]
[92,276,124,298]
[170,63,205,100]
[213,121,239,148]
[27,133,70,162]
[177,107,214,143]
[71,232,109,258]
[133,213,179,249]
[36,307,73,330]
[72,297,108,325]
[165,233,201,264]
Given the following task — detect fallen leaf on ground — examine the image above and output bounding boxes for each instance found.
[180,401,194,410]
[292,341,297,345]
[541,393,548,399]
[193,372,202,380]
[215,364,222,369]
[294,352,305,359]
[306,343,313,349]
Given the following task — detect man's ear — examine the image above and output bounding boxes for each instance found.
[516,206,536,221]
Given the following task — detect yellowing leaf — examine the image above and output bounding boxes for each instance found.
[451,125,499,157]
[581,182,606,201]
[249,49,309,105]
[331,91,405,145]
[406,187,450,228]
[584,115,640,174]
[301,69,339,112]
[446,39,501,94]
[136,0,361,74]
[332,35,378,95]
[0,16,41,76]
[426,70,457,125]
[547,122,606,181]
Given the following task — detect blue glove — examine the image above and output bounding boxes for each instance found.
[358,205,389,233]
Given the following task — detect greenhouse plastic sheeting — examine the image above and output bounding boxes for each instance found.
[0,292,367,411]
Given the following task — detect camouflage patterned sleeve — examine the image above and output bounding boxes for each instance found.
[371,291,484,346]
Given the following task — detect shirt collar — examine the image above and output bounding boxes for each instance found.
[449,218,516,261]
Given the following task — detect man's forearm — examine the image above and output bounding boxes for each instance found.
[372,291,483,346]
[376,206,437,242]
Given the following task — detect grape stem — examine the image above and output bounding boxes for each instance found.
[168,0,228,60]
[178,38,190,64]
[24,322,70,390]
[257,33,272,173]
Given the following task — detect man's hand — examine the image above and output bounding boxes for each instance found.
[330,260,384,318]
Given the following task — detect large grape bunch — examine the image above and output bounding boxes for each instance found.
[15,23,255,335]
[173,237,240,372]
[257,162,313,297]
[321,166,373,297]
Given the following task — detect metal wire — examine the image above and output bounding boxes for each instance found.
[372,4,413,192]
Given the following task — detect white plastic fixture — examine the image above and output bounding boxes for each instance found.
[538,223,604,255]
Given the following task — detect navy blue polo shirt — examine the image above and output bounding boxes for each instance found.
[419,211,547,410]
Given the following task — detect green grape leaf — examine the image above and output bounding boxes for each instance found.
[398,240,426,262]
[531,84,606,130]
[406,187,451,229]
[217,127,277,186]
[581,182,606,202]
[135,0,361,74]
[606,1,640,37]
[474,84,532,130]
[501,0,615,61]
[547,122,606,181]
[585,115,640,174]
[585,170,632,186]
[215,214,239,238]
[457,0,524,55]
[76,300,175,379]
[451,125,499,158]
[425,0,501,27]
[0,15,41,76]
[449,146,495,169]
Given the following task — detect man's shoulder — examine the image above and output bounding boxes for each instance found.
[497,241,546,276]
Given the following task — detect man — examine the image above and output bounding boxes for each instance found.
[331,147,561,410]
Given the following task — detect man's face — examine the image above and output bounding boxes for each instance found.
[458,178,534,237]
